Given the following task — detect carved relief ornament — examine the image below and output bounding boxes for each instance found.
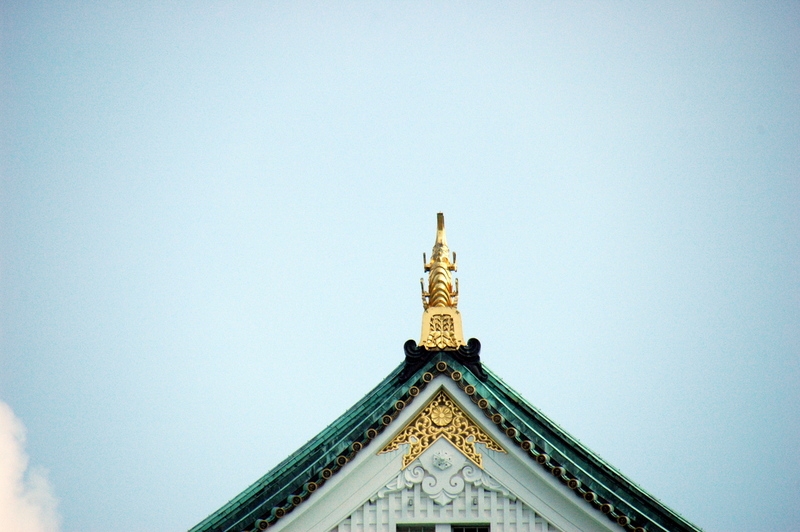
[373,439,514,506]
[419,214,465,348]
[379,389,505,468]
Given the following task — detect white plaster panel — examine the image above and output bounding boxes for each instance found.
[333,481,560,532]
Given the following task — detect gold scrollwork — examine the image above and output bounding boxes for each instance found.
[379,389,505,469]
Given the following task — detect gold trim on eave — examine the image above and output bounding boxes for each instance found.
[420,213,465,348]
[379,389,505,469]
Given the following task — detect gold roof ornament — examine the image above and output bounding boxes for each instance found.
[379,389,505,469]
[420,213,465,349]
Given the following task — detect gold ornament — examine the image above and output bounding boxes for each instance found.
[424,314,459,350]
[430,405,454,426]
[419,214,465,348]
[380,389,505,469]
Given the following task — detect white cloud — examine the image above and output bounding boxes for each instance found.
[0,401,60,532]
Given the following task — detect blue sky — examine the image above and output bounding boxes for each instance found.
[1,2,798,531]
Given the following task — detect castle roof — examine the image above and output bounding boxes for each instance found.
[189,214,700,532]
[190,349,699,532]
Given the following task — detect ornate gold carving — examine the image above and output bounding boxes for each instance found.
[430,405,453,426]
[421,214,458,310]
[379,389,505,469]
[423,313,460,349]
[419,214,465,348]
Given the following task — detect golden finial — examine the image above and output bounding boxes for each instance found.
[419,213,465,349]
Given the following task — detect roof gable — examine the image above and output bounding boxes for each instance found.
[238,379,618,532]
[189,349,700,532]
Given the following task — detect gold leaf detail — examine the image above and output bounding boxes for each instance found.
[423,314,458,349]
[421,213,458,310]
[379,389,505,469]
[430,406,453,426]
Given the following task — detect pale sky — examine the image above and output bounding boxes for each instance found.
[1,3,798,532]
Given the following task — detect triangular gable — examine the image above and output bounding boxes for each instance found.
[189,352,700,532]
[258,379,617,532]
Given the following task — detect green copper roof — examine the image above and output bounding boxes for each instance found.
[189,361,411,532]
[189,350,701,532]
[475,364,700,532]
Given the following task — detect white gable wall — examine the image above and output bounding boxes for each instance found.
[269,377,617,532]
[335,475,560,532]
[335,437,562,532]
